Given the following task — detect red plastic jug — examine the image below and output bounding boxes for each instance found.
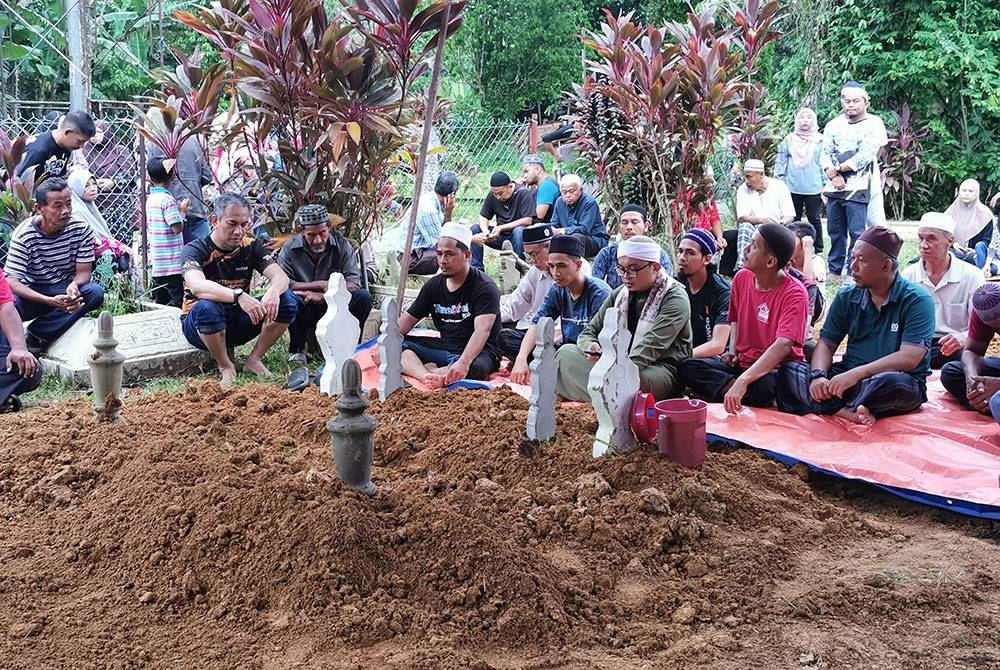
[654,398,707,468]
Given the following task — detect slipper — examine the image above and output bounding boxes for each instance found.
[0,395,22,414]
[286,366,311,392]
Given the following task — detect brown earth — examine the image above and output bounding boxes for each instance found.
[1,382,999,669]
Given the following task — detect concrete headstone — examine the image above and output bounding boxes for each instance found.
[527,317,557,441]
[587,306,640,458]
[316,273,360,396]
[377,297,404,401]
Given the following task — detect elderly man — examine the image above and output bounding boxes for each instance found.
[941,284,1000,420]
[676,229,731,358]
[469,171,536,270]
[777,227,935,426]
[499,223,556,361]
[0,273,42,413]
[17,111,96,182]
[901,212,984,368]
[397,171,460,275]
[181,194,298,387]
[398,223,502,388]
[509,235,611,384]
[821,81,889,275]
[720,159,795,276]
[592,204,671,288]
[521,154,560,223]
[551,173,609,258]
[681,224,808,414]
[278,204,373,361]
[3,179,105,355]
[556,236,690,401]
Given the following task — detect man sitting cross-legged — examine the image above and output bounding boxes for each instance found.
[498,223,556,362]
[675,228,731,358]
[3,178,105,355]
[181,194,298,387]
[509,235,611,385]
[941,283,1000,420]
[592,203,672,288]
[777,226,936,426]
[555,236,691,401]
[397,222,502,388]
[680,223,808,414]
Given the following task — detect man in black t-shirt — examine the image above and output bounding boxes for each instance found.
[469,171,536,270]
[180,193,298,387]
[16,111,96,184]
[396,222,502,388]
[676,228,731,358]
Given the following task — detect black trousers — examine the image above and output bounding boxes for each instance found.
[288,289,373,354]
[720,229,740,277]
[776,361,926,417]
[150,274,184,308]
[792,193,824,253]
[568,233,604,260]
[678,356,781,408]
[941,357,1000,407]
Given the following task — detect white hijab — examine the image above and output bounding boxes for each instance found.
[67,169,114,242]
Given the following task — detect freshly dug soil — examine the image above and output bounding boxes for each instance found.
[1,382,999,669]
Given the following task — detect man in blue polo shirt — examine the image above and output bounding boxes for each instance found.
[777,226,935,426]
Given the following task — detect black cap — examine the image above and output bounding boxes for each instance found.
[490,171,512,187]
[548,235,585,258]
[523,224,553,245]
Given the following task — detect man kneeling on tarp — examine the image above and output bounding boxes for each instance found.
[777,226,935,426]
[555,236,691,401]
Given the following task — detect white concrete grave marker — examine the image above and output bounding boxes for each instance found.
[527,316,557,441]
[377,297,404,401]
[316,272,360,396]
[587,306,640,458]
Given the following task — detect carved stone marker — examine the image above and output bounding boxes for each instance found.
[527,317,557,441]
[498,240,521,294]
[89,311,125,424]
[377,297,404,401]
[587,306,640,458]
[316,273,360,396]
[327,359,378,496]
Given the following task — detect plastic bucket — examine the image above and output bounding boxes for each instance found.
[654,398,708,468]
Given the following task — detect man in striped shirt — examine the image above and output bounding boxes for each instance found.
[2,178,105,354]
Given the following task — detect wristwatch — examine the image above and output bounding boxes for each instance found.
[809,369,827,382]
[232,288,244,304]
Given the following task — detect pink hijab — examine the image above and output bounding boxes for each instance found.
[945,179,994,245]
[786,108,823,169]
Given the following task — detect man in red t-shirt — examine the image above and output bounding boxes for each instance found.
[679,223,809,414]
[0,273,42,412]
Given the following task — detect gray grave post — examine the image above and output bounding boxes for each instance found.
[498,240,521,294]
[316,272,360,396]
[89,311,125,424]
[377,297,404,401]
[527,317,557,441]
[587,306,640,458]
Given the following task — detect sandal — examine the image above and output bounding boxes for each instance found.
[0,395,22,414]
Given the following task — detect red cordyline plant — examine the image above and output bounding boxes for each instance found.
[727,0,783,164]
[0,134,35,229]
[567,1,783,243]
[140,0,465,240]
[880,102,932,220]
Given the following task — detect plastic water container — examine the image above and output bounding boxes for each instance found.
[654,398,708,468]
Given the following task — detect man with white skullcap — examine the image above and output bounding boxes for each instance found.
[555,235,691,401]
[901,211,984,368]
[393,222,502,388]
[941,283,1000,424]
[821,80,889,276]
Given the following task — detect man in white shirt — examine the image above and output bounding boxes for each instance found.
[498,224,556,361]
[901,212,985,368]
[724,158,794,274]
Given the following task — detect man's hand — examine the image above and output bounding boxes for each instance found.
[444,359,470,385]
[719,351,738,367]
[723,377,748,414]
[66,282,81,301]
[716,236,727,250]
[990,192,1000,210]
[809,377,833,402]
[7,347,37,379]
[510,357,531,385]
[443,193,456,218]
[51,293,84,313]
[831,175,846,191]
[827,368,860,398]
[584,342,602,361]
[178,198,191,218]
[260,291,280,324]
[97,178,115,191]
[552,228,565,236]
[303,291,325,304]
[485,226,502,242]
[236,293,267,325]
[471,232,488,247]
[966,375,1000,413]
[938,333,964,357]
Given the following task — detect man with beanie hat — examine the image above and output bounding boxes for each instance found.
[556,235,691,401]
[469,171,536,270]
[278,204,373,360]
[521,154,560,223]
[941,283,1000,423]
[902,212,984,368]
[508,235,611,385]
[592,203,672,289]
[397,171,461,275]
[392,222,502,387]
[680,223,809,414]
[676,228,731,358]
[777,226,935,426]
[551,174,609,258]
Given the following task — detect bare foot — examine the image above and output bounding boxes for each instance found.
[219,367,238,388]
[422,372,447,389]
[836,404,876,427]
[243,357,272,377]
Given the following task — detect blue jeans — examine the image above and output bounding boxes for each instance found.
[826,198,868,275]
[975,241,991,270]
[182,290,298,349]
[8,281,105,349]
[402,334,499,380]
[469,223,524,271]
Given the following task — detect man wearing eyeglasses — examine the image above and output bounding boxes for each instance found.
[821,81,889,276]
[551,174,609,258]
[555,236,691,401]
[498,223,556,362]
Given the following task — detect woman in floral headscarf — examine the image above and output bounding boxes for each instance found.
[944,179,995,269]
[775,108,825,252]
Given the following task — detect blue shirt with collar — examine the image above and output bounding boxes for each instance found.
[551,193,609,245]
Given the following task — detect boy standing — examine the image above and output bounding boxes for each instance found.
[146,157,189,307]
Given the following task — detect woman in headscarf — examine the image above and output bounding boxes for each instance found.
[67,170,131,273]
[775,107,826,253]
[945,179,995,268]
[78,119,139,242]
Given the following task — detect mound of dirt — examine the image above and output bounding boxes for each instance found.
[1,382,999,669]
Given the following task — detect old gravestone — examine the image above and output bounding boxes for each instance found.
[587,306,640,458]
[316,272,360,396]
[526,316,557,441]
[377,297,404,401]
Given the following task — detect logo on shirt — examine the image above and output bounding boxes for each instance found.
[434,302,470,323]
[891,322,899,332]
[757,303,770,324]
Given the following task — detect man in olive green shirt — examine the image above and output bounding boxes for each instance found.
[556,236,692,400]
